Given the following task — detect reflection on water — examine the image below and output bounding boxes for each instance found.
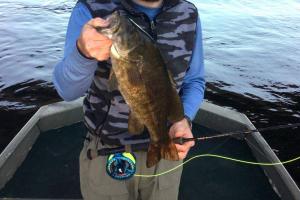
[0,0,299,186]
[0,0,72,153]
[193,0,300,184]
[196,0,300,101]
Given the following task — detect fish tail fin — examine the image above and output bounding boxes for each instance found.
[146,141,179,168]
[147,143,161,168]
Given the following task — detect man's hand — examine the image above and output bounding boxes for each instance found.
[169,118,195,160]
[77,18,112,61]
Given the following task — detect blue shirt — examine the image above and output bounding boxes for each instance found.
[132,2,161,21]
[53,2,205,120]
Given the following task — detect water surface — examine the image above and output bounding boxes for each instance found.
[0,0,299,187]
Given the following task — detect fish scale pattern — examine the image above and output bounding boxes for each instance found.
[79,0,198,146]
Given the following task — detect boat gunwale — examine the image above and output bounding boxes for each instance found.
[0,98,299,200]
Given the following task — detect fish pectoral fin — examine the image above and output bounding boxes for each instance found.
[128,111,144,135]
[167,87,185,123]
[108,69,118,91]
[167,69,177,89]
[166,70,184,123]
[146,141,179,168]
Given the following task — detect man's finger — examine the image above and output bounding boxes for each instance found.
[86,40,112,49]
[182,141,194,149]
[83,29,112,43]
[173,129,190,138]
[87,17,109,28]
[178,152,188,160]
[175,141,194,152]
[185,140,195,148]
[89,46,111,58]
[175,144,186,152]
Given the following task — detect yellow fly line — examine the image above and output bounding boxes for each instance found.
[134,153,300,178]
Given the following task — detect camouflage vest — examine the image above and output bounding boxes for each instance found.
[80,0,198,146]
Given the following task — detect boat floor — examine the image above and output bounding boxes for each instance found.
[0,122,280,200]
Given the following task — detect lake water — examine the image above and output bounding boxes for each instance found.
[0,0,299,187]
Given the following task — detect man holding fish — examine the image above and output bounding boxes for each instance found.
[53,0,205,199]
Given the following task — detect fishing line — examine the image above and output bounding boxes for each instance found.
[134,153,300,178]
[135,123,300,178]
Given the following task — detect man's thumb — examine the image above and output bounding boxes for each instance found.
[88,17,109,28]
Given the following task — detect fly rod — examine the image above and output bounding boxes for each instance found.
[173,123,300,145]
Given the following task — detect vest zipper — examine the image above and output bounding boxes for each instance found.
[150,20,157,41]
[146,3,179,41]
[127,17,155,42]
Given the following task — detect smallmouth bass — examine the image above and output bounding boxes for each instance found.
[97,11,184,168]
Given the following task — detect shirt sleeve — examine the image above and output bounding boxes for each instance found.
[52,2,97,101]
[180,17,206,120]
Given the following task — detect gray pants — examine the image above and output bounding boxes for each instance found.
[79,134,183,200]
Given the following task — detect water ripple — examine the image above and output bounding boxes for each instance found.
[0,0,299,186]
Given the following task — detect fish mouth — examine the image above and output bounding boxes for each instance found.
[96,11,121,38]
